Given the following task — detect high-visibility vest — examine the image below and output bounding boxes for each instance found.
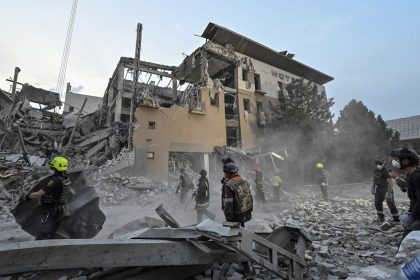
[272,176,282,187]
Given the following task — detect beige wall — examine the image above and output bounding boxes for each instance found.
[236,53,326,98]
[237,88,257,149]
[133,87,227,180]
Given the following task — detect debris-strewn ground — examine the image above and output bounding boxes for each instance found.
[248,192,409,279]
[0,169,413,279]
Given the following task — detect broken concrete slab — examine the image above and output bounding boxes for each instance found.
[0,239,242,275]
[317,262,336,274]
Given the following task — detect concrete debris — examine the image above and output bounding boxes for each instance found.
[248,193,410,279]
[396,230,420,260]
[0,82,128,170]
[92,172,167,206]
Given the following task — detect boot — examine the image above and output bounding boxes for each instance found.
[377,214,385,223]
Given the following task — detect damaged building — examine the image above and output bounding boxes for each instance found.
[103,22,333,181]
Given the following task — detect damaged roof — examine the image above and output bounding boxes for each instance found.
[202,22,334,85]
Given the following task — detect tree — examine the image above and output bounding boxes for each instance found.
[266,78,335,184]
[268,78,335,158]
[330,100,400,182]
[270,78,334,129]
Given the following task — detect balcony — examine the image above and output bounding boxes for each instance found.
[189,92,206,114]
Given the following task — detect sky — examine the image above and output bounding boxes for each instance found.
[0,0,419,121]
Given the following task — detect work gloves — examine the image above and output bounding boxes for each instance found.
[371,185,376,195]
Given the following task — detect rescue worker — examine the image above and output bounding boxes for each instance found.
[176,168,194,204]
[221,163,253,227]
[271,173,282,202]
[391,148,420,236]
[21,156,70,240]
[221,156,235,184]
[193,169,215,223]
[254,167,266,206]
[316,163,329,200]
[371,159,399,223]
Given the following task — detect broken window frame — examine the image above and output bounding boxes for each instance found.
[257,101,264,125]
[242,69,248,81]
[254,73,261,91]
[148,121,156,129]
[243,99,251,113]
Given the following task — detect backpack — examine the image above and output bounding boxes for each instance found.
[227,179,253,215]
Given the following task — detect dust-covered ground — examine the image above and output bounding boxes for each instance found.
[0,175,412,279]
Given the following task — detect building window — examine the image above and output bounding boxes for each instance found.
[256,101,266,126]
[226,127,240,147]
[254,74,261,91]
[242,69,247,81]
[69,106,74,112]
[243,99,250,113]
[148,121,156,129]
[210,91,219,107]
[147,152,154,159]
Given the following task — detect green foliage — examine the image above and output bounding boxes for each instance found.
[268,78,335,159]
[331,100,400,181]
[270,78,335,129]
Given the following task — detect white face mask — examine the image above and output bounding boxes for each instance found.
[392,159,401,169]
[377,165,383,170]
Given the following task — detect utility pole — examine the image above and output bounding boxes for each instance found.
[128,23,142,150]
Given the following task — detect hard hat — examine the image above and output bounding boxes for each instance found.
[391,148,419,165]
[316,163,324,169]
[48,156,69,172]
[223,163,239,174]
[375,159,384,165]
[199,169,207,176]
[222,156,234,165]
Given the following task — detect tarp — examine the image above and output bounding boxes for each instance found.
[20,84,61,107]
[12,169,106,239]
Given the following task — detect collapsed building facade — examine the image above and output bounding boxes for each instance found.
[102,22,333,181]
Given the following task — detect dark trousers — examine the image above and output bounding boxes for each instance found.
[197,207,216,223]
[403,219,420,239]
[374,187,399,221]
[320,184,328,199]
[36,206,60,240]
[255,189,265,206]
[180,190,187,204]
[272,187,280,201]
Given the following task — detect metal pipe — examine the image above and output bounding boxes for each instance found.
[63,97,87,154]
[128,23,143,151]
[11,67,21,95]
[15,124,31,165]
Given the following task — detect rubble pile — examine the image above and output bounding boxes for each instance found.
[251,194,410,279]
[95,148,134,175]
[0,83,128,169]
[0,164,51,223]
[91,173,168,206]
